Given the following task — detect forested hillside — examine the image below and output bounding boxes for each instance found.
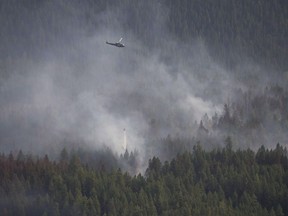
[112,0,288,70]
[1,1,288,214]
[2,0,288,70]
[165,0,288,70]
[144,85,288,162]
[198,85,288,149]
[1,145,287,215]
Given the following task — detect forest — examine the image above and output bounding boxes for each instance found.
[0,144,288,216]
[1,1,288,215]
[2,0,287,71]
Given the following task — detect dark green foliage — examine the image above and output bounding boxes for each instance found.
[197,85,288,150]
[1,144,288,215]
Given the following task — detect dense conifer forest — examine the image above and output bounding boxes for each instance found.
[1,145,288,215]
[1,1,288,215]
[2,0,287,70]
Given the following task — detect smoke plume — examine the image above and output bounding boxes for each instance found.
[0,0,286,166]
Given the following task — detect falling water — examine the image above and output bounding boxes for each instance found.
[123,128,127,151]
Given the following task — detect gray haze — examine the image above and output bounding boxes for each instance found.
[0,0,286,164]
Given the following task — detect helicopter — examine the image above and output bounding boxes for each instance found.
[106,38,125,47]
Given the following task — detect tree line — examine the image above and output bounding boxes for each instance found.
[0,143,287,215]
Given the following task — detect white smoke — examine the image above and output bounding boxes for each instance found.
[0,0,278,160]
